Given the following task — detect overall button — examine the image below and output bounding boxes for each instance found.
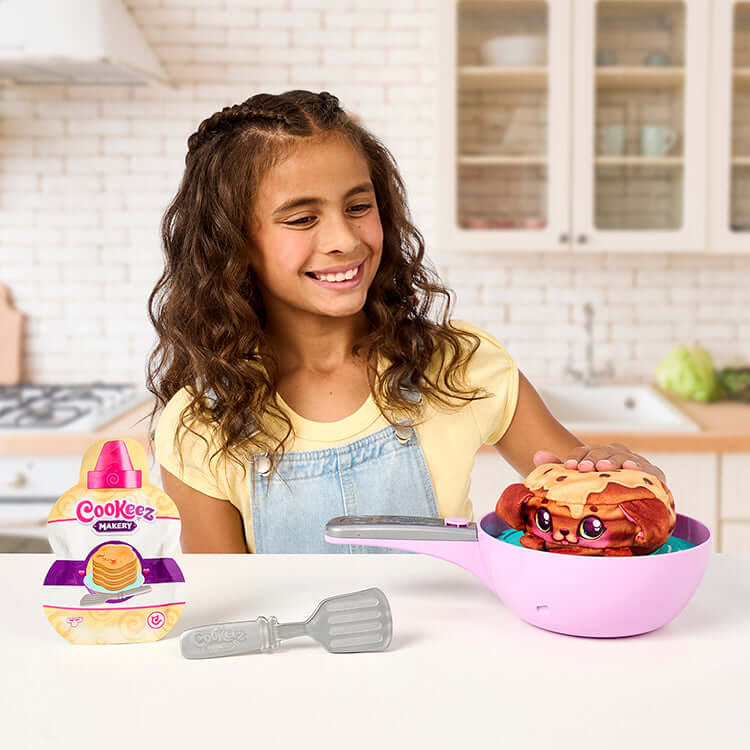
[255,454,271,475]
[393,424,413,444]
[400,388,422,404]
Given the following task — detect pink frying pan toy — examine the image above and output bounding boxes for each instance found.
[325,512,711,638]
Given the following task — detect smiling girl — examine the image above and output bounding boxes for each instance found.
[147,90,665,554]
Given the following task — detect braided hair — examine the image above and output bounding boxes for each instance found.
[185,90,343,161]
[147,89,489,485]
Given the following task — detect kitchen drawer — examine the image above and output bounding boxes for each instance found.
[0,454,81,500]
[647,452,719,538]
[720,522,750,555]
[0,452,163,498]
[719,454,750,521]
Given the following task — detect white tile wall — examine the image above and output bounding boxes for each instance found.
[0,0,748,386]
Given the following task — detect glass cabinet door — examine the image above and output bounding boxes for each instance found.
[438,0,572,252]
[571,0,709,252]
[710,0,750,252]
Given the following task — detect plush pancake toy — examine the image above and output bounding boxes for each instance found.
[495,463,676,556]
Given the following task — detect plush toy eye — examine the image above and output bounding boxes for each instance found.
[535,508,552,533]
[579,516,606,540]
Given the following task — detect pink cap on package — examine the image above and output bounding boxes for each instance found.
[87,440,142,489]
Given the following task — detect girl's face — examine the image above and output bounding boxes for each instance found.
[249,136,383,325]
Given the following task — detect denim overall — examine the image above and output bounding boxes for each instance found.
[249,382,440,554]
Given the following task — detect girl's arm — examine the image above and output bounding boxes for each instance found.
[494,370,583,476]
[494,370,666,482]
[160,467,249,553]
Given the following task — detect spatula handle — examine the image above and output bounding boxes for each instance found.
[180,616,276,659]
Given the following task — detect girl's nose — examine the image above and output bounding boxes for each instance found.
[320,213,361,252]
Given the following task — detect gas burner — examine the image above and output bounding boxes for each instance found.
[0,383,150,432]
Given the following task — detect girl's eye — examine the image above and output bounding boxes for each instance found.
[285,204,372,227]
[578,516,605,540]
[534,508,552,533]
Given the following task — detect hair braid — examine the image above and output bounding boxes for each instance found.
[186,101,290,159]
[317,91,342,113]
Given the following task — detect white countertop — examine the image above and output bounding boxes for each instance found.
[3,552,749,749]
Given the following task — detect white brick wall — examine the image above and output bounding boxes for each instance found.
[0,0,748,386]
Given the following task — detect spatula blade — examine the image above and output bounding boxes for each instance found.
[305,587,392,653]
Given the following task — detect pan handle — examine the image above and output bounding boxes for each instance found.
[324,515,491,588]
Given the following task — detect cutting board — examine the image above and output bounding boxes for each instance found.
[0,283,23,385]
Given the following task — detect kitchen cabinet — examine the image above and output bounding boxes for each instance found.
[438,0,711,253]
[719,452,750,553]
[437,0,572,252]
[710,0,750,252]
[646,451,718,533]
[719,452,750,519]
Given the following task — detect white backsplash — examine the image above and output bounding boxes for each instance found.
[0,0,748,385]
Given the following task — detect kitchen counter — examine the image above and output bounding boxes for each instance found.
[0,396,155,455]
[3,551,748,748]
[3,384,750,456]
[481,385,750,453]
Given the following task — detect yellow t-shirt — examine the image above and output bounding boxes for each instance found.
[154,320,519,552]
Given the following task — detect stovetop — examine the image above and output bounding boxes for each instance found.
[0,383,151,432]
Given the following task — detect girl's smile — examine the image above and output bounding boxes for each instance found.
[305,259,365,290]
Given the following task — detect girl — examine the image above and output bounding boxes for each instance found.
[147,89,665,554]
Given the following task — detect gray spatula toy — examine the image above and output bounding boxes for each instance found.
[180,587,392,659]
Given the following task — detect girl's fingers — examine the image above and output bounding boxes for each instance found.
[547,444,666,484]
[533,450,563,465]
[592,453,646,471]
[573,446,616,470]
[563,446,592,466]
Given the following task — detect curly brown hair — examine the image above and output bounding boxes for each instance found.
[146,89,491,485]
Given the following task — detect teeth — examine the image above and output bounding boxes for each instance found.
[313,264,359,282]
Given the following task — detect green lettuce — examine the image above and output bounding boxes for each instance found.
[653,344,722,402]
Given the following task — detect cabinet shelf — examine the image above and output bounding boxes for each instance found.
[459,155,547,166]
[733,68,750,88]
[732,157,750,167]
[595,156,683,167]
[459,66,547,90]
[443,1,713,253]
[596,66,684,89]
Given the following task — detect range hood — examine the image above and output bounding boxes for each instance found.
[0,0,170,86]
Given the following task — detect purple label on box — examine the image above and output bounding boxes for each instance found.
[43,557,185,586]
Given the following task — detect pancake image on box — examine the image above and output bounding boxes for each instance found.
[90,544,139,590]
[42,438,186,645]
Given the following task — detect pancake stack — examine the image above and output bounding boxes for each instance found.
[91,544,139,590]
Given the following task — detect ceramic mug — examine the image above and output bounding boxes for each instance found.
[644,51,670,66]
[599,124,627,155]
[640,126,677,156]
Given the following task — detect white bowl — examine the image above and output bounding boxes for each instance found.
[480,35,546,66]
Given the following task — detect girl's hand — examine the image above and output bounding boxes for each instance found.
[533,443,666,484]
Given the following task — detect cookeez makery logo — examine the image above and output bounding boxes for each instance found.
[75,496,157,534]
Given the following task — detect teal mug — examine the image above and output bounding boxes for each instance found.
[640,126,677,156]
[644,51,670,66]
